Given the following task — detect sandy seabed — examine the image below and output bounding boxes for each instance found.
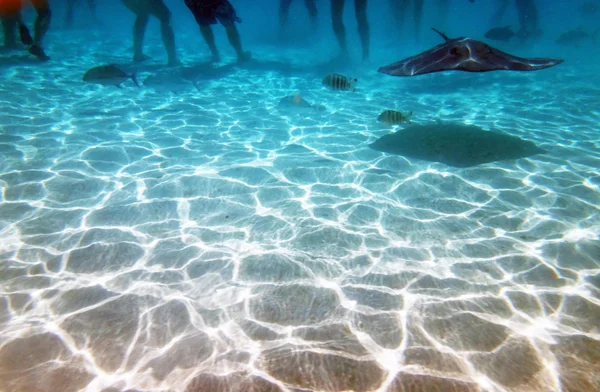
[0,28,599,392]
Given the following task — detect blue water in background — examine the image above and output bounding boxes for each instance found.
[1,1,599,392]
[29,0,600,64]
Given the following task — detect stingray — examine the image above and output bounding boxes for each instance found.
[378,28,563,77]
[369,122,545,168]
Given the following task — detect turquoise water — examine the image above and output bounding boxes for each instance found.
[0,1,599,391]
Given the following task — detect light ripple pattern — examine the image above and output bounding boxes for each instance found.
[1,34,599,392]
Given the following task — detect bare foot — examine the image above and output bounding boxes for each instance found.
[237,51,252,62]
[133,54,151,63]
[29,45,50,61]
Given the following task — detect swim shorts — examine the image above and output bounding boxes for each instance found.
[184,0,242,27]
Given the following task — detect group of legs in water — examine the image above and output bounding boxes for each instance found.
[1,0,540,64]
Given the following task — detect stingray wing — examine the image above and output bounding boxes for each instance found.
[379,38,563,76]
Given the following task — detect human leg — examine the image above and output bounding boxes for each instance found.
[224,24,250,61]
[331,0,347,55]
[122,0,150,61]
[1,15,18,48]
[87,0,100,22]
[199,24,220,61]
[65,0,75,27]
[148,0,179,65]
[515,0,540,40]
[355,0,369,60]
[279,0,292,34]
[30,0,51,60]
[491,0,509,25]
[215,1,249,61]
[413,0,423,37]
[305,0,318,31]
[438,0,449,28]
[132,14,150,61]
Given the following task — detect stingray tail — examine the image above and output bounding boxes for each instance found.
[192,79,201,92]
[431,28,450,42]
[593,28,600,45]
[130,73,140,88]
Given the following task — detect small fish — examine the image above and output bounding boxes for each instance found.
[322,73,357,92]
[580,1,600,15]
[484,26,515,42]
[277,94,326,114]
[377,110,413,125]
[83,64,139,88]
[555,28,590,46]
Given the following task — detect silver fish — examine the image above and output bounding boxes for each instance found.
[83,64,139,88]
[278,94,326,114]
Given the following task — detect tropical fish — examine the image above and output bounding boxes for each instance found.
[555,27,592,46]
[322,73,357,91]
[484,26,515,42]
[82,64,139,88]
[378,110,413,125]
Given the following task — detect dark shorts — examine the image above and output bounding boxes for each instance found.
[184,0,241,27]
[1,0,49,16]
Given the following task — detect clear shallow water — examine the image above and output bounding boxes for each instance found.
[1,4,600,392]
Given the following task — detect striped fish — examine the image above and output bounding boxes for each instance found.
[322,73,357,92]
[377,110,413,125]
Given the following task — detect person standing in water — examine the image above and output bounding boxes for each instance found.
[279,0,318,37]
[0,0,51,60]
[331,0,369,61]
[121,0,180,66]
[65,0,99,28]
[515,0,541,41]
[490,0,510,26]
[437,0,477,30]
[388,0,424,39]
[0,1,21,49]
[184,0,251,63]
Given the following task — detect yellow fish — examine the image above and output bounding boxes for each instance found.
[322,73,357,92]
[377,110,413,125]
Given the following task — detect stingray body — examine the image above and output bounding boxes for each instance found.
[279,94,313,109]
[378,28,563,77]
[369,122,545,168]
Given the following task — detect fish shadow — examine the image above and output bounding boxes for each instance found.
[141,61,239,91]
[0,53,43,68]
[115,62,178,74]
[310,55,356,75]
[235,58,312,76]
[234,56,355,78]
[180,61,238,81]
